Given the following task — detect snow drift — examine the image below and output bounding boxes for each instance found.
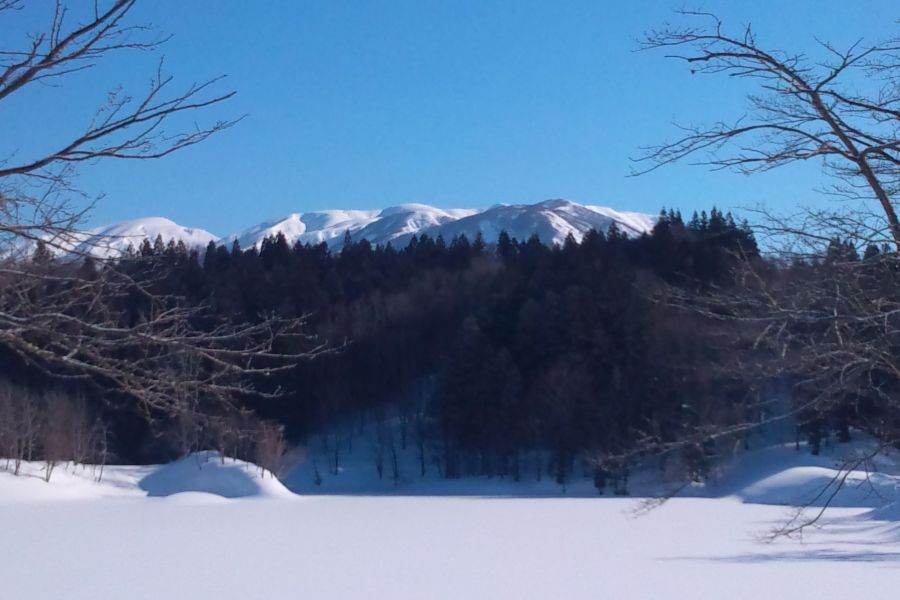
[138,452,294,499]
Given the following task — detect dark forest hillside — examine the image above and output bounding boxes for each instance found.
[13,207,882,491]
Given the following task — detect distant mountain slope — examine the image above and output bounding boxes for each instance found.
[350,204,480,247]
[230,199,654,250]
[72,217,219,258]
[403,199,655,247]
[228,204,479,250]
[15,217,218,260]
[23,200,655,259]
[228,209,381,250]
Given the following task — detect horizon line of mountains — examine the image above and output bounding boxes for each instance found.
[43,199,659,258]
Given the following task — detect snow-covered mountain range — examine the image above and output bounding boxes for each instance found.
[71,217,218,259]
[227,204,481,250]
[229,200,653,250]
[38,200,656,258]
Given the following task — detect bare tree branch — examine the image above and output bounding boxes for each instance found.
[635,11,900,248]
[0,2,323,418]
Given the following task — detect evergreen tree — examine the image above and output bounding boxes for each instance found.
[31,240,53,266]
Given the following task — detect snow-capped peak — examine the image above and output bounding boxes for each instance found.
[19,217,220,260]
[228,200,655,250]
[76,217,219,258]
[21,201,655,260]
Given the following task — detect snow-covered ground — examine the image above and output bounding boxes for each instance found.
[1,445,899,599]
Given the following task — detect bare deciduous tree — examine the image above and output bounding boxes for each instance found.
[42,390,78,481]
[631,13,900,534]
[253,421,287,478]
[0,381,42,474]
[0,0,238,255]
[0,1,325,419]
[636,11,900,249]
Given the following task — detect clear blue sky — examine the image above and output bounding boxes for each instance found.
[2,1,897,235]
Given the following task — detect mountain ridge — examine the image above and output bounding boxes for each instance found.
[229,199,655,252]
[31,200,656,258]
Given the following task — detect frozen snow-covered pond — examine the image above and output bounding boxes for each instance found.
[1,447,899,599]
[2,494,899,598]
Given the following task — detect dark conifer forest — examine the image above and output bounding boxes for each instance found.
[5,207,892,489]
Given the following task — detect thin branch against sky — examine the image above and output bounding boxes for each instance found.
[4,1,898,234]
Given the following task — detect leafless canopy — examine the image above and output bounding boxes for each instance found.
[635,11,900,248]
[0,1,322,416]
[0,261,326,413]
[627,13,900,532]
[636,12,900,427]
[0,0,239,255]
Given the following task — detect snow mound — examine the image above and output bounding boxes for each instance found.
[138,453,295,499]
[737,466,900,508]
[861,500,900,522]
[677,440,900,509]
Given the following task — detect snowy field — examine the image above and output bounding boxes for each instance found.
[1,446,900,600]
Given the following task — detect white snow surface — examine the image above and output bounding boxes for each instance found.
[83,217,219,257]
[138,452,294,499]
[18,200,654,259]
[227,199,655,250]
[2,442,900,598]
[0,451,286,501]
[408,199,656,247]
[18,216,219,260]
[227,208,381,250]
